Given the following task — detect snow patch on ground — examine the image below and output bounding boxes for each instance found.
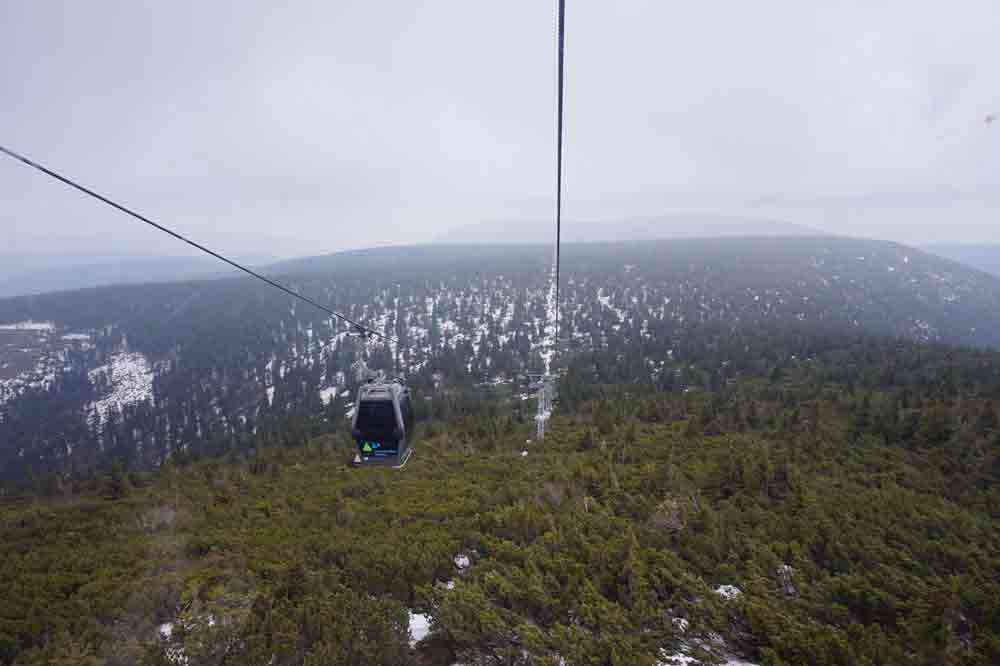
[659,652,698,666]
[714,585,742,601]
[408,611,430,646]
[0,320,54,331]
[659,630,759,666]
[911,318,939,342]
[89,352,154,424]
[0,329,90,405]
[318,386,339,405]
[659,653,758,666]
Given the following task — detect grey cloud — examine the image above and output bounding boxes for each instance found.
[2,0,1000,261]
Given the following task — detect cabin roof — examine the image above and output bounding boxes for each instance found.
[358,380,407,401]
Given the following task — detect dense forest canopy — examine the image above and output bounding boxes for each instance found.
[0,239,998,664]
[0,330,997,664]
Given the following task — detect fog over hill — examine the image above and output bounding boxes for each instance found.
[921,243,1000,279]
[0,254,277,299]
[436,214,825,244]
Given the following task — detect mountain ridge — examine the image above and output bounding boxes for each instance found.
[434,213,827,245]
[3,236,1000,482]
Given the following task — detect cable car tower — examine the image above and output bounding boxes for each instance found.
[531,0,567,441]
[527,371,558,440]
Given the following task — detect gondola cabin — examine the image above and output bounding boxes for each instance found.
[350,379,414,468]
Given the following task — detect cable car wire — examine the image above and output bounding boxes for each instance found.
[0,144,392,342]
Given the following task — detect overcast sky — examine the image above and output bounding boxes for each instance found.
[3,1,1000,260]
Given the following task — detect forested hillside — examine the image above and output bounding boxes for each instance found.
[1,326,998,665]
[3,238,1000,485]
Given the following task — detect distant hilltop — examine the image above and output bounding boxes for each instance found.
[436,213,828,244]
[0,253,278,300]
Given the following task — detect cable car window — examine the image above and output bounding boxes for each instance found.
[356,400,397,439]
